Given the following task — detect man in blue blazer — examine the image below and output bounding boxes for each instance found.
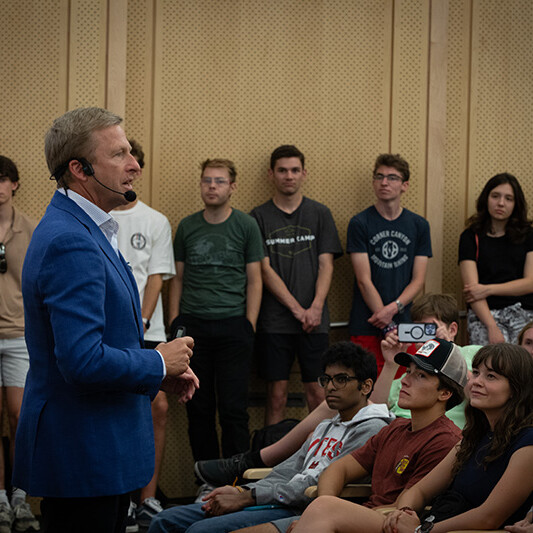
[13,107,197,533]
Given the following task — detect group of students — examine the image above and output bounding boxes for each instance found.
[136,291,533,533]
[3,102,533,533]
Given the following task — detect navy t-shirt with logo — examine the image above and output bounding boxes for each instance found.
[251,197,343,334]
[347,206,432,336]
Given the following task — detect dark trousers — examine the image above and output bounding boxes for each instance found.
[40,493,130,533]
[176,314,254,462]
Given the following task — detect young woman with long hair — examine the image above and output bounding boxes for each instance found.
[459,173,533,345]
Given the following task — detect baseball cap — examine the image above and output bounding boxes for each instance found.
[394,338,468,388]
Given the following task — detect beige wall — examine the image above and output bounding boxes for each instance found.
[2,0,533,498]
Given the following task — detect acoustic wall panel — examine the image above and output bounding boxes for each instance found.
[442,0,471,300]
[126,0,155,202]
[0,0,69,219]
[468,0,533,211]
[390,0,429,217]
[68,0,108,109]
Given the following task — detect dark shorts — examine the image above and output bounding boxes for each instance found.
[256,332,329,382]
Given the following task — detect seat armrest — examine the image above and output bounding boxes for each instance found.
[243,468,272,480]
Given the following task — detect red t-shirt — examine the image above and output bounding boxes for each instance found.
[351,415,461,507]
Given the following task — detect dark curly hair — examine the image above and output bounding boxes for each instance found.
[466,173,532,243]
[321,341,377,398]
[452,344,533,475]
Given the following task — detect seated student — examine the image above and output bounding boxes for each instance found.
[518,321,533,356]
[286,338,467,533]
[195,294,473,489]
[147,342,394,533]
[292,343,533,533]
[372,293,481,428]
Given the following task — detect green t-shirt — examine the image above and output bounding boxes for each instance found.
[389,344,482,429]
[174,209,264,319]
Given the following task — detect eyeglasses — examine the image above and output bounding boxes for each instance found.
[373,173,404,183]
[0,243,6,274]
[317,373,358,389]
[201,177,231,186]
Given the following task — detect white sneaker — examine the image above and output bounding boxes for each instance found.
[136,497,163,528]
[0,503,14,533]
[12,501,39,532]
[125,501,138,533]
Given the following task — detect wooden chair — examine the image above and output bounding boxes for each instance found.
[242,468,272,480]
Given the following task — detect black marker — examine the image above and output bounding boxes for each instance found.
[174,326,186,339]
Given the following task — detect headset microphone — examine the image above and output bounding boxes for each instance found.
[91,174,137,203]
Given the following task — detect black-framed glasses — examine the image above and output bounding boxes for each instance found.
[373,173,404,183]
[317,373,358,389]
[0,243,6,274]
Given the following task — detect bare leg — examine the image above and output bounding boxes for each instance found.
[303,382,325,413]
[140,391,168,502]
[292,496,386,533]
[5,387,24,466]
[265,380,289,426]
[260,400,335,466]
[231,523,279,532]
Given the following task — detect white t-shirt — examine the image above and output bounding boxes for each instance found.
[111,201,175,342]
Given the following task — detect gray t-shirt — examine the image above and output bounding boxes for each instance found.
[251,197,343,334]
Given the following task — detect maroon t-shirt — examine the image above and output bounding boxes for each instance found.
[351,415,461,507]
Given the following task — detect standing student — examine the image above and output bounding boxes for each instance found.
[251,145,342,425]
[0,156,39,532]
[459,173,533,345]
[347,153,432,374]
[168,158,264,463]
[13,107,197,533]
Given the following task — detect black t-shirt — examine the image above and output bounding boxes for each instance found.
[250,197,343,334]
[458,227,533,309]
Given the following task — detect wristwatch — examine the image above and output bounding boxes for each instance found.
[395,299,405,314]
[415,515,435,532]
[142,317,151,330]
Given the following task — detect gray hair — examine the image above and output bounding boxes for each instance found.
[45,107,122,187]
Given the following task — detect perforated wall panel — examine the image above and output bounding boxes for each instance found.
[390,0,429,217]
[442,0,471,300]
[68,0,107,109]
[0,0,68,220]
[469,0,533,212]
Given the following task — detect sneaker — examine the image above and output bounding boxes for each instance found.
[194,483,216,503]
[12,501,39,532]
[136,497,163,529]
[0,503,14,533]
[125,501,139,533]
[194,451,256,486]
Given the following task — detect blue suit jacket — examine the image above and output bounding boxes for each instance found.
[13,191,164,497]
